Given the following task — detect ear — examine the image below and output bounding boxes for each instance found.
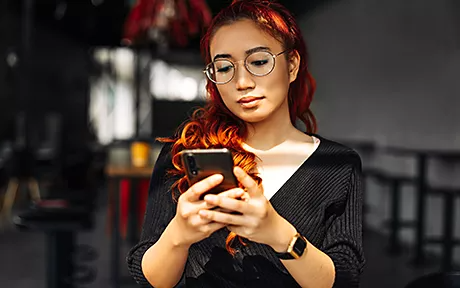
[288,50,301,83]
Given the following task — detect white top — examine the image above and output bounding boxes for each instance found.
[244,136,321,200]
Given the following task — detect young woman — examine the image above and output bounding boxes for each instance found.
[127,1,365,287]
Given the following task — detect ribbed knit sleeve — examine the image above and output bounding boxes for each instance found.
[321,153,365,288]
[126,143,179,287]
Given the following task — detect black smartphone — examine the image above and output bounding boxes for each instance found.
[180,148,238,199]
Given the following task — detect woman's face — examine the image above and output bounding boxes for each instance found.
[209,19,300,123]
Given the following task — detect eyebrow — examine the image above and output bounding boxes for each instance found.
[213,46,271,61]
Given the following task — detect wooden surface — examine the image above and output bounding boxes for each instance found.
[105,145,161,178]
[105,164,153,178]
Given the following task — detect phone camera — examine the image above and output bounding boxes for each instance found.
[187,155,198,175]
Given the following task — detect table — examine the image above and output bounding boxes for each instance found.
[105,163,154,288]
[384,146,460,266]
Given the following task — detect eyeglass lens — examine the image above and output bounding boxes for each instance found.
[206,51,276,84]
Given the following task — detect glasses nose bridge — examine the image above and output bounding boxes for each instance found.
[233,57,253,78]
[233,58,248,71]
[232,59,255,88]
[233,58,253,79]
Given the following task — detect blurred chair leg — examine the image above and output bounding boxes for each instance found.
[387,179,403,255]
[28,178,41,202]
[0,179,20,226]
[441,193,454,272]
[105,178,115,235]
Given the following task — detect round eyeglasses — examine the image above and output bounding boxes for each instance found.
[203,49,290,85]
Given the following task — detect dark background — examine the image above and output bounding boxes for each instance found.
[0,0,338,144]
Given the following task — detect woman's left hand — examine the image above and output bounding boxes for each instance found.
[198,166,296,251]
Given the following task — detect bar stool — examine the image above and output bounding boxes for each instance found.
[14,198,97,288]
[0,147,41,227]
[425,186,460,271]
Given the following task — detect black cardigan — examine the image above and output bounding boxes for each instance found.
[127,135,365,287]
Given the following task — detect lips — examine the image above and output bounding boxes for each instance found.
[237,96,265,104]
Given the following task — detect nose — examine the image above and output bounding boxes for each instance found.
[234,64,255,91]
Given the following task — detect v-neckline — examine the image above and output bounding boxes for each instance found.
[267,133,323,204]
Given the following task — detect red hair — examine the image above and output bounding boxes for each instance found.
[159,0,317,255]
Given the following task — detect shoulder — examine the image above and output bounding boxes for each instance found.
[151,141,177,176]
[311,134,362,171]
[154,141,173,162]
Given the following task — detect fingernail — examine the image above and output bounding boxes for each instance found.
[199,210,208,217]
[234,167,242,175]
[212,174,224,181]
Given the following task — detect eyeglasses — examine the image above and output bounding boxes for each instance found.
[203,49,290,85]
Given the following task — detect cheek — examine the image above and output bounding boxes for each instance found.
[262,71,291,97]
[216,86,235,109]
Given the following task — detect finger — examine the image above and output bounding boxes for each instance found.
[233,167,260,196]
[195,199,220,211]
[197,201,233,214]
[204,194,249,214]
[218,188,246,199]
[183,174,223,202]
[197,189,247,213]
[198,209,247,225]
[189,214,212,227]
[203,221,227,234]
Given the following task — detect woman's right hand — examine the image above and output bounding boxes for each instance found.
[171,174,246,247]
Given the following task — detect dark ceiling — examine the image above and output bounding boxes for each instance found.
[7,0,335,48]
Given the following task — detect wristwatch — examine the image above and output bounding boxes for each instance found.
[274,232,308,260]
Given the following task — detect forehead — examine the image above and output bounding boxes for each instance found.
[209,19,283,58]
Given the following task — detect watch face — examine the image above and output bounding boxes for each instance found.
[291,236,307,259]
[274,234,308,260]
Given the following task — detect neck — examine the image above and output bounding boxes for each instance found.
[244,99,298,151]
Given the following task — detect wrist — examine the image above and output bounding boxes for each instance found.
[167,217,192,250]
[269,217,298,253]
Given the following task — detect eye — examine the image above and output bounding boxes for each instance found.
[217,65,233,73]
[250,59,269,66]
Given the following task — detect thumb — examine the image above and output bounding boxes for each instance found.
[233,166,262,197]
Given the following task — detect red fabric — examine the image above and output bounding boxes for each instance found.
[120,179,131,238]
[115,179,150,238]
[137,179,150,231]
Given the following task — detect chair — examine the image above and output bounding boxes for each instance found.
[14,199,96,288]
[375,172,415,255]
[405,272,460,288]
[425,186,460,271]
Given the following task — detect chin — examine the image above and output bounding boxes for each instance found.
[233,110,270,124]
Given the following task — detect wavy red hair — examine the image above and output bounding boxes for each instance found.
[159,0,317,255]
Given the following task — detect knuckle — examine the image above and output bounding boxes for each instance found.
[236,200,245,211]
[243,227,253,236]
[177,194,186,203]
[188,185,198,195]
[179,209,189,219]
[199,225,210,234]
[189,216,201,228]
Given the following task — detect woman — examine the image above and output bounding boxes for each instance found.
[127,0,365,287]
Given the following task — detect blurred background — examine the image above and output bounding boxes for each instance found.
[0,0,459,287]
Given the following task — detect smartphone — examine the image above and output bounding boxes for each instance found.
[180,148,238,198]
